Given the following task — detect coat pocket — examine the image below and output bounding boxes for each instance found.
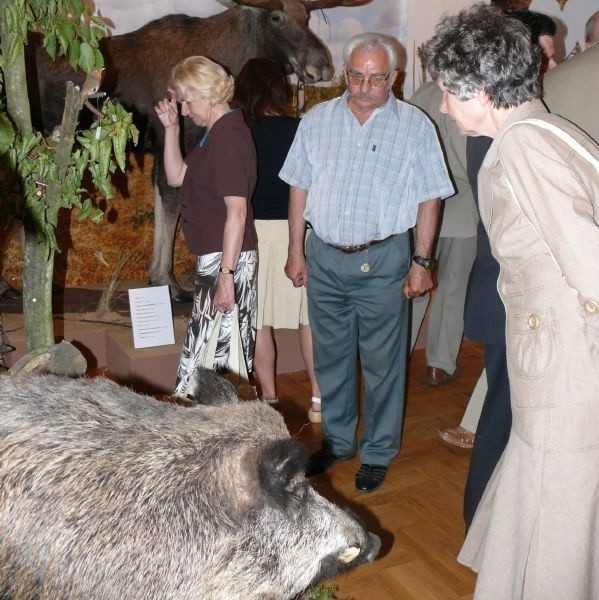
[508,308,559,380]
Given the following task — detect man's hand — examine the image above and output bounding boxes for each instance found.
[285,252,308,288]
[403,264,434,299]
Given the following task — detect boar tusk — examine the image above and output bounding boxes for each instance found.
[338,546,360,563]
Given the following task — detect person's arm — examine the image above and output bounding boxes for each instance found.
[213,196,246,313]
[403,197,441,298]
[154,97,187,186]
[284,186,308,287]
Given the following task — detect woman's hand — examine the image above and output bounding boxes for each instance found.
[154,97,178,128]
[213,274,235,313]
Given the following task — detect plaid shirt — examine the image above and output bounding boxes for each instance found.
[279,92,454,246]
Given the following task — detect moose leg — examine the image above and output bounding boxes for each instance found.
[149,157,192,302]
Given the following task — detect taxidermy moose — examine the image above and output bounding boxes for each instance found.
[29,0,372,301]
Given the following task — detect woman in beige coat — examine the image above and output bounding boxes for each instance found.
[426,5,599,599]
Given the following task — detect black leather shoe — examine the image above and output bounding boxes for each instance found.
[306,448,355,477]
[0,285,21,300]
[355,464,387,493]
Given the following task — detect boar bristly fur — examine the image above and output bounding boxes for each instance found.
[0,374,380,599]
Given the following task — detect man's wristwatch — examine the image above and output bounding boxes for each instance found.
[218,266,235,275]
[412,255,436,272]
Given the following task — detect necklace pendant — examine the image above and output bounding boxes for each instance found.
[361,262,371,273]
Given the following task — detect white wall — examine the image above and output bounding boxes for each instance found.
[403,0,597,98]
[530,0,597,58]
[404,0,478,98]
[95,1,222,35]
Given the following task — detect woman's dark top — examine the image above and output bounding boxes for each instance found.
[180,109,257,256]
[249,115,299,220]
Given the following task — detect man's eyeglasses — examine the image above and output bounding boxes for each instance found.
[345,70,392,88]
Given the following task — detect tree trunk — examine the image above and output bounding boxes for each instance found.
[1,9,82,352]
[0,10,51,350]
[0,7,32,133]
[22,231,55,350]
[22,82,81,351]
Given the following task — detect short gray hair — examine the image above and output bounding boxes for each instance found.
[343,32,399,71]
[425,3,542,109]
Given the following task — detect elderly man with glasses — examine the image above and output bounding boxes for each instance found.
[280,32,453,492]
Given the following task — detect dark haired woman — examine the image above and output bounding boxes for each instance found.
[234,58,321,419]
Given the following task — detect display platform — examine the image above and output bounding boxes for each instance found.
[0,283,306,393]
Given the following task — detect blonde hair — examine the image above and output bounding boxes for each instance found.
[169,56,234,105]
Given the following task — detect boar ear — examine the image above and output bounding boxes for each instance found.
[184,368,239,406]
[257,439,308,502]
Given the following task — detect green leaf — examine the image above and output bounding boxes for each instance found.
[59,21,76,43]
[24,3,35,23]
[93,48,104,68]
[43,32,58,60]
[79,24,92,44]
[68,38,81,69]
[91,208,104,224]
[23,131,44,155]
[3,3,17,32]
[78,197,92,220]
[71,0,84,19]
[57,21,76,55]
[78,42,95,72]
[112,128,127,171]
[6,33,23,67]
[97,137,112,179]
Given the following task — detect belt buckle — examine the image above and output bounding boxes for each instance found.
[346,244,362,253]
[345,242,368,253]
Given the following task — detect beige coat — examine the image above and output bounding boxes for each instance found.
[458,100,599,599]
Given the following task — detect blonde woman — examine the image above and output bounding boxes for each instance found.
[155,56,257,397]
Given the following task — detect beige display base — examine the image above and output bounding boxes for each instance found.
[2,312,306,394]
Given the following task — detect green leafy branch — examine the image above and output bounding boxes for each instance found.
[1,0,107,73]
[0,100,139,252]
[0,0,140,351]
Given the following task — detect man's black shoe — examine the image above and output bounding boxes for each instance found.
[305,448,355,477]
[0,285,21,301]
[355,464,387,493]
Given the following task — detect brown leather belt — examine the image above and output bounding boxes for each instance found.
[329,235,393,254]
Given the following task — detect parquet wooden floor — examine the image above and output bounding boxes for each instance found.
[275,340,484,600]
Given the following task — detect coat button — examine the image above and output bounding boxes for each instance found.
[183,218,189,223]
[528,314,541,330]
[584,299,599,314]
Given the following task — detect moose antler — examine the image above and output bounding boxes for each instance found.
[302,0,373,10]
